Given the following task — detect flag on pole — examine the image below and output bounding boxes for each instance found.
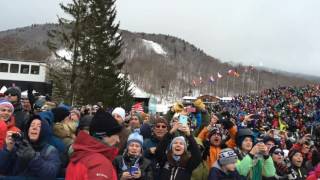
[209,76,215,83]
[192,80,197,87]
[217,72,223,79]
[131,102,144,113]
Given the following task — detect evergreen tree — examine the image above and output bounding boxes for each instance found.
[78,0,133,107]
[47,0,88,105]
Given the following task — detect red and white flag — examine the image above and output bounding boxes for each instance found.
[131,102,144,113]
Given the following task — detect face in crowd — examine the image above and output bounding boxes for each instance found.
[210,133,222,147]
[129,115,141,129]
[241,137,253,152]
[172,139,185,156]
[271,149,284,164]
[28,119,42,142]
[291,152,303,167]
[5,93,18,104]
[128,142,142,157]
[102,134,120,147]
[0,106,13,121]
[153,122,168,139]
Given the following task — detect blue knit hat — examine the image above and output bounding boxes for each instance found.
[127,132,144,147]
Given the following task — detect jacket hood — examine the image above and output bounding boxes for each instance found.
[25,115,52,150]
[39,111,55,126]
[70,131,119,163]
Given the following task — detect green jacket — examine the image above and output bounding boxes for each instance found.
[236,154,275,180]
[191,161,209,180]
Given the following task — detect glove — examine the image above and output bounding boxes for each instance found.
[16,139,36,162]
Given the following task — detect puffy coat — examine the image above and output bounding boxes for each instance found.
[0,117,61,178]
[154,133,201,180]
[113,154,153,180]
[66,131,118,180]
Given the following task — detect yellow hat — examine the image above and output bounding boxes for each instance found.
[173,102,184,113]
[193,99,205,110]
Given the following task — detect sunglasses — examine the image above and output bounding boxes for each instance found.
[273,150,284,156]
[5,93,18,97]
[155,125,167,129]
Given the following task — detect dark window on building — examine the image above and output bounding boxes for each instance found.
[31,65,40,75]
[20,64,29,74]
[0,63,9,72]
[10,64,19,73]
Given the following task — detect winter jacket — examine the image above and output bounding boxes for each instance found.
[236,154,276,180]
[113,154,153,180]
[12,103,28,130]
[191,161,209,180]
[208,162,243,180]
[0,116,20,149]
[287,165,307,180]
[198,125,237,167]
[39,111,66,153]
[143,135,161,160]
[66,131,118,180]
[0,117,61,179]
[154,133,202,180]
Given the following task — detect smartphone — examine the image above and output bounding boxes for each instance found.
[179,115,188,126]
[130,166,139,175]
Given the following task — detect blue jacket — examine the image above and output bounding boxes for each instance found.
[0,144,61,178]
[39,111,66,153]
[0,116,61,178]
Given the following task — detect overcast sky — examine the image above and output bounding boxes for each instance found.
[1,0,320,76]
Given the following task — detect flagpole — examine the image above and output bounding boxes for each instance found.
[226,76,229,96]
[233,76,236,96]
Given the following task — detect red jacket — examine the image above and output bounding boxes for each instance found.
[0,116,20,149]
[66,131,118,180]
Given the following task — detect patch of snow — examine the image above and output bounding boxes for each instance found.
[130,83,150,98]
[56,49,73,61]
[142,39,167,55]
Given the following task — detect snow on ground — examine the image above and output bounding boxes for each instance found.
[56,49,73,61]
[142,39,167,55]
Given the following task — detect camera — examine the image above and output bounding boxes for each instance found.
[11,133,23,142]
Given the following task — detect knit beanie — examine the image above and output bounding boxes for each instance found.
[170,136,187,152]
[208,127,223,139]
[218,148,238,165]
[90,109,122,137]
[4,87,21,102]
[112,107,126,121]
[51,107,70,123]
[0,99,14,112]
[127,132,144,147]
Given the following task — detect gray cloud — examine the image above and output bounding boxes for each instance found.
[1,0,319,76]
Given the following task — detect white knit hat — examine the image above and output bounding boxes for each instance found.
[112,107,126,121]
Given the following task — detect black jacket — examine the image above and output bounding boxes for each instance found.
[13,103,29,130]
[113,154,153,180]
[154,133,201,180]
